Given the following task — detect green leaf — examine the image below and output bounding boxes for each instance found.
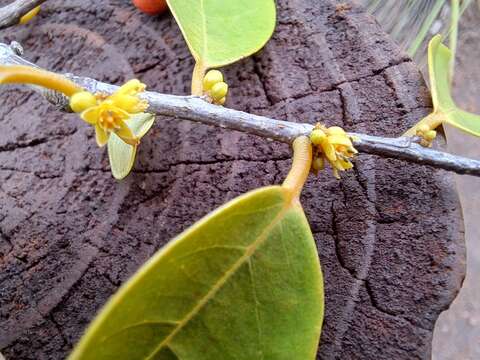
[166,0,276,68]
[428,34,456,112]
[69,186,324,360]
[108,113,155,180]
[445,109,480,137]
[427,35,480,137]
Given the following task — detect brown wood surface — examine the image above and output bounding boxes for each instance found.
[0,0,465,359]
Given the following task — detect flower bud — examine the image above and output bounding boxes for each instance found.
[310,129,326,145]
[210,82,228,101]
[424,130,437,141]
[70,91,97,113]
[203,70,224,91]
[117,79,146,95]
[417,124,430,134]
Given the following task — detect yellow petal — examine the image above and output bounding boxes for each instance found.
[347,146,358,155]
[115,120,139,146]
[109,93,133,108]
[327,126,346,136]
[116,79,146,96]
[343,161,354,170]
[328,135,353,147]
[110,94,148,113]
[95,124,109,147]
[98,105,130,122]
[321,142,337,162]
[112,106,131,120]
[81,107,100,124]
[337,158,353,170]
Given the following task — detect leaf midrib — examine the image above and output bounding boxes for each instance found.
[145,199,291,359]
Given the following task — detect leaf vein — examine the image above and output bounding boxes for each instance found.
[145,202,289,359]
[100,320,180,344]
[171,245,246,264]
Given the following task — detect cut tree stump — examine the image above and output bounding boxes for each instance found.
[0,0,465,359]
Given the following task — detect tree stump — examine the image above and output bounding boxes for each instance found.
[0,0,465,359]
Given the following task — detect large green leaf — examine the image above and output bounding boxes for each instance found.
[427,35,480,136]
[166,0,276,68]
[69,186,324,360]
[108,113,155,180]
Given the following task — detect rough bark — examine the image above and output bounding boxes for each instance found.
[0,0,465,359]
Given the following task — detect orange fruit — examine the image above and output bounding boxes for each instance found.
[132,0,168,15]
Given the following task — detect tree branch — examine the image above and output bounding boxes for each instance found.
[0,0,46,30]
[1,42,480,177]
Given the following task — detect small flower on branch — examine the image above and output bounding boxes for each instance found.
[310,124,358,178]
[202,70,228,105]
[69,80,149,147]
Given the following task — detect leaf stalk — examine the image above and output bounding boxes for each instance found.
[191,62,207,96]
[0,65,80,96]
[282,136,313,200]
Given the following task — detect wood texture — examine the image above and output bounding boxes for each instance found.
[0,0,465,359]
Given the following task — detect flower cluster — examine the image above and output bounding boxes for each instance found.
[202,70,228,105]
[310,124,358,178]
[69,79,149,147]
[415,124,437,147]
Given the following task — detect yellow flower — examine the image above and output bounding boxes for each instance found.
[310,124,357,179]
[81,102,136,147]
[70,80,149,147]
